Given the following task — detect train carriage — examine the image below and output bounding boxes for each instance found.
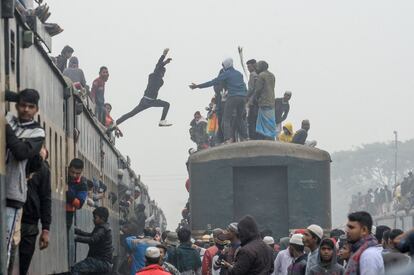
[0,3,166,274]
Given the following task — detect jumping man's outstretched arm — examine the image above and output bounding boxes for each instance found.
[154,48,172,73]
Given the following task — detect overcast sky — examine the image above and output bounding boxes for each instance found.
[48,0,414,228]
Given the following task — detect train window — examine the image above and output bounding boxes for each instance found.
[10,30,15,72]
[55,132,58,190]
[49,127,52,182]
[60,136,63,190]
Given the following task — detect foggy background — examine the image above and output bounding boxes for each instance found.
[47,0,414,229]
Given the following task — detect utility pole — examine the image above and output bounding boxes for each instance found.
[393,131,398,186]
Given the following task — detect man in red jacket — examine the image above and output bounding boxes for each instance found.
[202,228,224,275]
[136,247,170,275]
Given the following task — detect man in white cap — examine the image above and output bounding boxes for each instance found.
[303,224,323,275]
[273,237,293,275]
[136,247,170,275]
[189,58,248,143]
[287,234,307,275]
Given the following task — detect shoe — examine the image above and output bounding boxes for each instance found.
[158,120,172,127]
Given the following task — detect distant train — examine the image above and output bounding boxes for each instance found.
[0,3,166,274]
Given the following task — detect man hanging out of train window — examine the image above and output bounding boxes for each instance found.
[5,89,45,268]
[55,45,74,73]
[19,145,52,275]
[111,48,173,129]
[91,66,110,125]
[66,158,88,229]
[71,207,114,275]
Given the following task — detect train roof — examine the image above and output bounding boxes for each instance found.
[189,141,331,163]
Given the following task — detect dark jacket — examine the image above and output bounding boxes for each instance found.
[144,54,169,99]
[190,118,209,148]
[275,98,290,123]
[292,129,308,145]
[288,254,308,275]
[309,246,344,275]
[22,161,52,230]
[198,67,247,97]
[75,222,114,263]
[129,207,147,236]
[167,242,202,272]
[56,54,68,72]
[228,216,274,275]
[6,113,45,209]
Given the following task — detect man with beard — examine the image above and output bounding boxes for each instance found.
[344,211,384,275]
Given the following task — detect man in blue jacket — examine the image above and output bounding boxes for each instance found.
[190,58,248,143]
[125,227,160,275]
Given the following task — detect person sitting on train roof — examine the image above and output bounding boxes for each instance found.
[55,45,74,73]
[275,91,292,136]
[91,66,110,125]
[190,111,209,151]
[111,48,173,128]
[278,123,294,143]
[63,56,87,88]
[66,158,88,229]
[292,119,317,147]
[5,89,45,268]
[126,227,160,275]
[71,207,113,275]
[136,247,171,275]
[19,145,52,275]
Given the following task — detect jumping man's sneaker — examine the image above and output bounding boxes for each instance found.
[159,120,172,127]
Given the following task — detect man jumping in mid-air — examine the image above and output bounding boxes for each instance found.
[111,48,173,129]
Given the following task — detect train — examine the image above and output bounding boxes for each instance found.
[188,141,332,240]
[0,2,166,274]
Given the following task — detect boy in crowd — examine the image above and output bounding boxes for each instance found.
[309,238,344,275]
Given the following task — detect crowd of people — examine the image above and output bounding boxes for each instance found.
[91,211,414,275]
[349,171,414,216]
[188,55,316,150]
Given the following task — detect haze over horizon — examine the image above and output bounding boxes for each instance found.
[48,0,414,229]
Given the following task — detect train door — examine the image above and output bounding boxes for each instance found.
[233,166,289,236]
